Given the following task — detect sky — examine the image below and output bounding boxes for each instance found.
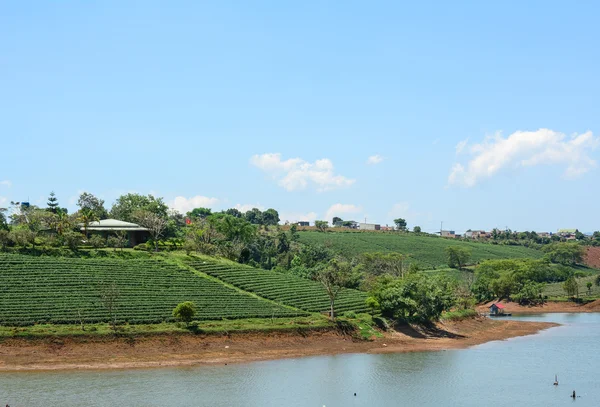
[1,1,599,234]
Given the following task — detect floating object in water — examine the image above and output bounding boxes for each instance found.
[572,390,576,399]
[354,393,357,396]
[554,375,558,386]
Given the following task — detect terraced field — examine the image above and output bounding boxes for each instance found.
[298,231,544,269]
[188,260,369,314]
[0,255,306,326]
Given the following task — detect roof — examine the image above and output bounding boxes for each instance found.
[558,229,577,234]
[490,303,505,309]
[81,219,149,232]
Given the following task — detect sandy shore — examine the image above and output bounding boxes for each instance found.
[0,317,555,372]
[477,299,600,314]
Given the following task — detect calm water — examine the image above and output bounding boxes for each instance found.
[1,313,598,407]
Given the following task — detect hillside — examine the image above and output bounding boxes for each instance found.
[298,231,543,269]
[188,258,369,314]
[0,255,307,326]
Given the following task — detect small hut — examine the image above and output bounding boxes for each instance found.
[489,303,506,316]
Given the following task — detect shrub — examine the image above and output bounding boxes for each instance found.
[343,311,357,319]
[63,231,82,250]
[89,235,106,249]
[172,301,197,325]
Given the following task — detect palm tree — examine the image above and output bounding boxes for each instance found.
[79,208,99,239]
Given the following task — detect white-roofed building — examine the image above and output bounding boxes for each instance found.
[81,219,150,247]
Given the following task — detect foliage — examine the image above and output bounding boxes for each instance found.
[369,273,455,323]
[172,301,198,325]
[315,220,329,232]
[110,193,168,223]
[78,208,99,238]
[89,235,106,249]
[563,276,579,299]
[0,254,305,326]
[445,246,472,269]
[134,210,167,252]
[394,218,407,232]
[77,192,108,220]
[46,191,60,213]
[543,242,585,266]
[413,226,422,233]
[0,229,9,250]
[63,230,82,250]
[316,259,357,320]
[188,207,212,219]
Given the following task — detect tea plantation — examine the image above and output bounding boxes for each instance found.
[298,231,543,269]
[188,260,369,314]
[0,255,306,326]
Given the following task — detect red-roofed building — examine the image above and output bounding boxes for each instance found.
[489,303,505,316]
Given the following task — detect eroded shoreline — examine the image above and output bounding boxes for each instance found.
[0,317,556,372]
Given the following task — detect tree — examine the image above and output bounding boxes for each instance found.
[188,207,212,219]
[315,220,329,232]
[110,193,168,222]
[77,192,108,219]
[332,216,342,225]
[225,208,243,218]
[413,226,422,233]
[394,218,407,232]
[316,259,354,320]
[244,208,264,225]
[361,252,409,279]
[596,275,600,287]
[89,235,106,249]
[100,282,120,332]
[134,210,167,252]
[445,246,472,270]
[586,281,593,295]
[172,301,197,326]
[262,208,280,226]
[46,191,59,213]
[78,208,99,239]
[563,276,579,300]
[0,208,7,230]
[0,229,9,251]
[543,243,585,266]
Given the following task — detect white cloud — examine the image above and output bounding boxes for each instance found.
[324,203,362,223]
[0,196,7,207]
[0,180,11,188]
[455,139,469,154]
[448,129,600,187]
[366,155,384,165]
[233,203,265,213]
[169,195,220,214]
[250,153,355,192]
[278,210,318,224]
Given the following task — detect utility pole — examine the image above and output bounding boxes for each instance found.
[440,221,443,236]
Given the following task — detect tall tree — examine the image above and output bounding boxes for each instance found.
[77,192,108,220]
[394,218,407,231]
[245,208,264,225]
[110,193,168,222]
[445,246,472,270]
[46,191,59,213]
[315,220,329,232]
[262,208,280,226]
[332,216,342,224]
[413,226,422,233]
[79,208,99,239]
[316,259,353,321]
[188,207,212,219]
[135,210,168,252]
[225,208,243,218]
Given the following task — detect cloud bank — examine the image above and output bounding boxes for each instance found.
[170,195,220,214]
[448,129,599,187]
[250,153,355,192]
[324,203,362,223]
[366,155,384,165]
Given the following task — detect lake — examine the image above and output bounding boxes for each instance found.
[1,313,598,406]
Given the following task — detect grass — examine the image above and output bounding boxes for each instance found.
[544,275,600,300]
[0,316,333,338]
[441,309,478,321]
[298,231,543,269]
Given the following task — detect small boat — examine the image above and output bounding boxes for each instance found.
[554,375,558,386]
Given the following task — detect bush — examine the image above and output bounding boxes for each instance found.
[133,244,148,251]
[63,231,82,250]
[172,301,197,325]
[343,311,357,319]
[89,235,106,249]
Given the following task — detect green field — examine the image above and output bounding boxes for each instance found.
[544,275,600,299]
[298,231,544,269]
[0,254,307,326]
[188,259,369,314]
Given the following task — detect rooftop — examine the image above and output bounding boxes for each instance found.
[82,219,149,232]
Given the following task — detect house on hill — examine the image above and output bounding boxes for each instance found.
[82,219,150,247]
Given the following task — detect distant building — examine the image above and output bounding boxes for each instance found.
[82,219,150,247]
[359,223,381,231]
[296,221,310,227]
[557,229,577,236]
[465,230,488,239]
[440,230,456,238]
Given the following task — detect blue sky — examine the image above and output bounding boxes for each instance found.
[1,1,599,233]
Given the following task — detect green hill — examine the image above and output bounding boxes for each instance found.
[297,231,543,269]
[188,259,369,314]
[0,254,306,326]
